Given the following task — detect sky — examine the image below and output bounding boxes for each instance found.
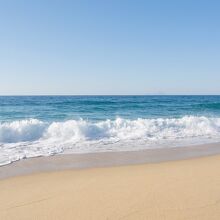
[0,0,220,95]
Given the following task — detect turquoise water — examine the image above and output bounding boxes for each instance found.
[1,95,220,166]
[1,96,220,122]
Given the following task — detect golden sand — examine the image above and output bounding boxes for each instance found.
[1,155,220,220]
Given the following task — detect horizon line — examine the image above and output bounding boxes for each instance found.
[0,94,220,96]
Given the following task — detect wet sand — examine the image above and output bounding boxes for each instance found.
[1,142,220,180]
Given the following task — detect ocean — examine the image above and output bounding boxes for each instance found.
[1,95,220,166]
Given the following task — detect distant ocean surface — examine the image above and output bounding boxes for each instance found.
[1,95,220,166]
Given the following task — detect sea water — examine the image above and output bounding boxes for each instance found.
[1,95,220,166]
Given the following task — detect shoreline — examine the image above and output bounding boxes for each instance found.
[1,142,220,180]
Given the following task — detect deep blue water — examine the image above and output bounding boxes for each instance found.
[1,95,220,122]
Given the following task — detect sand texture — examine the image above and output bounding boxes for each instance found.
[1,155,220,219]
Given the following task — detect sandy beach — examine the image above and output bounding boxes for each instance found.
[1,146,220,219]
[1,0,219,218]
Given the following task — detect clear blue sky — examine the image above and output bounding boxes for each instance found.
[0,0,220,95]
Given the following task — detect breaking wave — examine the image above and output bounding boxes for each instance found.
[1,116,220,166]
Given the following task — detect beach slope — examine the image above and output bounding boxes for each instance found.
[1,155,220,220]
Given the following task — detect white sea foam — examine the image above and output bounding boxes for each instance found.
[1,116,220,166]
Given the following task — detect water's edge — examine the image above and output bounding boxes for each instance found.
[1,142,220,180]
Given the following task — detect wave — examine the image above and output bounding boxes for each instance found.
[1,116,220,166]
[0,119,47,143]
[1,116,220,143]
